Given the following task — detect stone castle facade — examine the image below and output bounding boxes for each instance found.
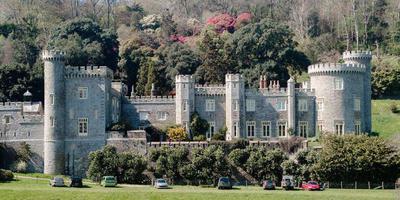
[0,50,372,175]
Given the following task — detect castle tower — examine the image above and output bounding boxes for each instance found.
[42,50,66,174]
[343,50,372,133]
[308,62,367,135]
[175,75,194,135]
[287,77,295,133]
[225,74,245,140]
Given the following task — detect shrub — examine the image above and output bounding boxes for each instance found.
[390,103,399,113]
[0,169,14,181]
[193,135,206,141]
[167,126,187,141]
[13,161,28,173]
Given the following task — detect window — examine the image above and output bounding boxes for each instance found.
[205,99,215,112]
[28,131,31,137]
[78,87,88,99]
[354,98,361,111]
[139,112,149,121]
[276,100,287,111]
[298,99,308,111]
[233,100,239,111]
[355,121,361,135]
[277,121,287,137]
[299,121,308,138]
[13,132,16,137]
[334,78,344,90]
[233,122,239,137]
[4,116,11,124]
[317,120,324,134]
[78,118,88,136]
[207,122,215,139]
[317,98,324,111]
[261,121,271,137]
[335,121,344,135]
[157,111,168,121]
[50,116,54,127]
[50,94,54,105]
[183,100,188,111]
[246,121,255,137]
[246,99,256,112]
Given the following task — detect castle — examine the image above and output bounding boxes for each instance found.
[0,50,372,175]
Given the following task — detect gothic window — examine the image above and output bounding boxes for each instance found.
[317,98,324,111]
[355,121,361,135]
[78,87,88,99]
[139,112,149,121]
[233,100,239,111]
[354,98,361,111]
[298,99,308,111]
[276,100,287,111]
[246,121,255,137]
[317,120,324,134]
[50,94,55,105]
[207,122,215,139]
[205,99,215,112]
[183,100,188,111]
[261,121,271,137]
[299,121,308,138]
[246,99,256,112]
[3,115,11,124]
[157,111,168,121]
[78,118,88,136]
[50,116,54,127]
[233,122,239,137]
[335,121,344,135]
[277,121,287,137]
[334,78,344,90]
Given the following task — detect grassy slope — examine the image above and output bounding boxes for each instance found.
[0,178,396,200]
[372,99,400,139]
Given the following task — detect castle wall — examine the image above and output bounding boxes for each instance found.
[194,94,226,135]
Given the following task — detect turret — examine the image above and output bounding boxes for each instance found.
[175,75,194,135]
[225,74,245,140]
[42,50,66,174]
[343,50,372,133]
[287,78,295,134]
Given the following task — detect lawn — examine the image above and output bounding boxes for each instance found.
[0,177,396,200]
[372,99,400,139]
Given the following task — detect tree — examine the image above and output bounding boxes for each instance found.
[48,18,119,71]
[118,152,147,184]
[190,112,209,139]
[226,19,310,87]
[167,126,187,141]
[0,63,30,101]
[87,145,119,182]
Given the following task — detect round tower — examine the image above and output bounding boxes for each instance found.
[343,50,372,133]
[42,50,66,174]
[308,63,366,135]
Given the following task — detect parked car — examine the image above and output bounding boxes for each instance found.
[281,175,294,190]
[154,179,169,189]
[70,176,83,187]
[262,180,276,190]
[217,177,232,189]
[302,181,321,191]
[50,177,65,187]
[100,176,117,187]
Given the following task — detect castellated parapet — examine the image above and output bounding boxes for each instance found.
[42,50,65,61]
[308,63,366,75]
[65,66,113,79]
[342,50,372,60]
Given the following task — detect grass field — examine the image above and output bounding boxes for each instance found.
[372,99,400,139]
[0,177,396,200]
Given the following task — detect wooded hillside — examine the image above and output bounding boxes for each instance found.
[0,0,400,100]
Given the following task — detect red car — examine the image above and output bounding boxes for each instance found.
[302,181,321,191]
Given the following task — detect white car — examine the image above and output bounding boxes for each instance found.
[154,179,169,189]
[50,177,65,187]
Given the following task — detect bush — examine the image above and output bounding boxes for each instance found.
[390,103,399,113]
[193,135,206,141]
[167,126,187,141]
[0,169,14,181]
[13,161,28,173]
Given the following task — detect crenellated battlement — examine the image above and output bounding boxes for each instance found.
[195,85,225,96]
[65,66,113,79]
[308,63,366,75]
[342,50,372,60]
[295,88,315,96]
[0,102,23,110]
[175,75,194,83]
[246,88,288,97]
[42,50,65,61]
[127,95,175,104]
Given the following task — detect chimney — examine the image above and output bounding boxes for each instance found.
[130,85,136,97]
[259,76,263,89]
[263,75,267,88]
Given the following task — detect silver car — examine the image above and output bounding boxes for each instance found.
[50,177,65,187]
[154,179,169,189]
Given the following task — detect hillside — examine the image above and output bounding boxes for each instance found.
[372,99,400,139]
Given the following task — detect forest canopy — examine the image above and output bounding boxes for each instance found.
[0,0,400,100]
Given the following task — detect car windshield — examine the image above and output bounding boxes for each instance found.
[220,178,229,182]
[157,179,166,183]
[308,181,318,185]
[106,177,115,181]
[55,177,63,181]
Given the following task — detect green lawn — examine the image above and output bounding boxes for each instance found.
[372,99,400,139]
[0,178,396,200]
